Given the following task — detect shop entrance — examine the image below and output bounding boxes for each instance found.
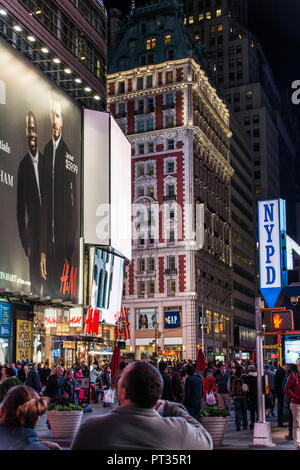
[63,341,76,369]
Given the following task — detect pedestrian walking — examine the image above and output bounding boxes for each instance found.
[275,362,289,427]
[244,364,258,431]
[25,363,42,394]
[229,366,248,431]
[215,365,231,411]
[203,369,216,407]
[264,364,275,417]
[63,369,81,406]
[159,361,174,401]
[284,358,300,449]
[183,364,204,420]
[45,365,65,399]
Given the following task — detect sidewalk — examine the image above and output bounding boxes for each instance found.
[36,403,296,450]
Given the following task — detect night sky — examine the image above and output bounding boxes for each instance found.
[104,0,300,95]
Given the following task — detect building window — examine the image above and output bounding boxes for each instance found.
[147,162,154,175]
[166,93,174,106]
[148,54,154,64]
[138,143,145,154]
[189,16,194,24]
[206,11,211,19]
[165,34,171,45]
[137,120,145,133]
[246,90,253,100]
[217,23,223,31]
[166,160,175,173]
[146,38,156,50]
[216,8,222,16]
[199,13,204,21]
[147,118,154,131]
[147,186,154,198]
[118,81,125,94]
[253,114,260,124]
[168,256,176,271]
[167,279,176,296]
[167,139,175,150]
[254,171,261,180]
[255,185,261,194]
[148,258,155,271]
[138,99,144,113]
[118,102,126,116]
[166,116,174,128]
[138,282,146,296]
[244,116,250,126]
[166,71,173,84]
[147,97,154,112]
[137,164,145,176]
[146,75,153,88]
[194,32,200,40]
[253,143,260,152]
[148,142,154,154]
[253,128,260,138]
[139,259,145,272]
[210,25,215,33]
[217,35,223,44]
[136,308,157,329]
[137,187,145,198]
[137,76,143,90]
[169,208,175,220]
[167,49,174,60]
[148,281,155,295]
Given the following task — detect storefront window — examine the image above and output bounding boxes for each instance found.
[214,312,220,333]
[206,310,212,334]
[136,308,157,330]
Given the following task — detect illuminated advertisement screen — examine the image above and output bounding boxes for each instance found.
[0,39,81,301]
[284,336,300,364]
[90,248,124,325]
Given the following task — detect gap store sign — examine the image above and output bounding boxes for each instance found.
[258,199,287,308]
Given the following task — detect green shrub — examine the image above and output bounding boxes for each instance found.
[47,395,83,411]
[199,406,230,418]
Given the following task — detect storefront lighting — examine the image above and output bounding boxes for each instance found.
[27,35,36,42]
[74,78,82,83]
[0,9,7,15]
[53,57,61,64]
[41,47,49,53]
[84,86,91,92]
[64,68,72,74]
[13,25,22,32]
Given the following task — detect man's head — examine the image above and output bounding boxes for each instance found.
[56,365,64,377]
[117,360,163,408]
[49,93,63,141]
[25,111,38,156]
[185,365,195,377]
[6,367,16,377]
[220,365,227,375]
[158,361,168,374]
[16,362,22,369]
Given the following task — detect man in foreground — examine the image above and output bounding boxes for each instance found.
[71,360,213,450]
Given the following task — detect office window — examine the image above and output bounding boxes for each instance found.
[139,259,145,272]
[199,13,204,21]
[138,143,145,154]
[167,279,176,295]
[118,81,125,93]
[217,23,223,31]
[168,256,176,271]
[210,25,215,33]
[253,128,260,138]
[255,185,261,194]
[254,159,260,166]
[254,171,261,180]
[167,139,175,150]
[233,92,240,102]
[244,116,250,126]
[229,72,235,81]
[253,115,260,124]
[118,102,126,116]
[167,183,175,197]
[146,75,153,88]
[148,258,155,271]
[166,71,173,84]
[138,99,144,113]
[169,208,175,219]
[194,32,200,40]
[148,142,154,154]
[137,164,145,176]
[246,90,253,100]
[189,16,194,24]
[206,11,211,19]
[138,234,145,245]
[217,35,223,44]
[216,8,222,16]
[137,76,143,90]
[166,93,174,106]
[253,142,260,152]
[147,186,154,198]
[148,97,154,112]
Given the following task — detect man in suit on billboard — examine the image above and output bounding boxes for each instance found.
[17,111,44,296]
[40,92,78,299]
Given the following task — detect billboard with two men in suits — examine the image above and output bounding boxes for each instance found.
[0,39,81,302]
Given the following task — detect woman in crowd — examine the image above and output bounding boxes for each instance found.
[63,369,81,406]
[203,369,217,406]
[101,365,113,407]
[0,385,61,450]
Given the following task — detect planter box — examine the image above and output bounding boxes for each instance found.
[200,416,229,447]
[47,410,83,439]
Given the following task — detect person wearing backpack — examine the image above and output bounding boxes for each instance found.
[229,366,248,431]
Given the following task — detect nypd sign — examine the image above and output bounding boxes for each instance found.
[258,199,287,308]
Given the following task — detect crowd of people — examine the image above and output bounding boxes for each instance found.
[0,356,300,450]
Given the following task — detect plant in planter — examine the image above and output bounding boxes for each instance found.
[47,395,84,439]
[199,407,230,448]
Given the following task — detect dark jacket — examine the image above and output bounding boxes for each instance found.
[39,367,51,387]
[17,151,44,255]
[101,371,112,389]
[63,378,80,406]
[45,374,65,398]
[275,366,286,396]
[160,372,174,401]
[184,374,203,410]
[42,137,77,263]
[215,372,230,394]
[0,423,49,450]
[17,367,26,383]
[25,369,41,393]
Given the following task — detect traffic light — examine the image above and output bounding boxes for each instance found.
[271,310,294,332]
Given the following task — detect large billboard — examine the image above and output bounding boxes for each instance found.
[0,39,81,302]
[90,248,124,325]
[83,110,131,261]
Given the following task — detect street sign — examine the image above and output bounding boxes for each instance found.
[258,199,287,308]
[271,310,294,332]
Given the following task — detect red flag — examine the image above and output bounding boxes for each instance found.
[111,345,121,379]
[196,348,206,373]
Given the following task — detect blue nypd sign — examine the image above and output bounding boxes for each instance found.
[164,311,181,329]
[258,199,287,308]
